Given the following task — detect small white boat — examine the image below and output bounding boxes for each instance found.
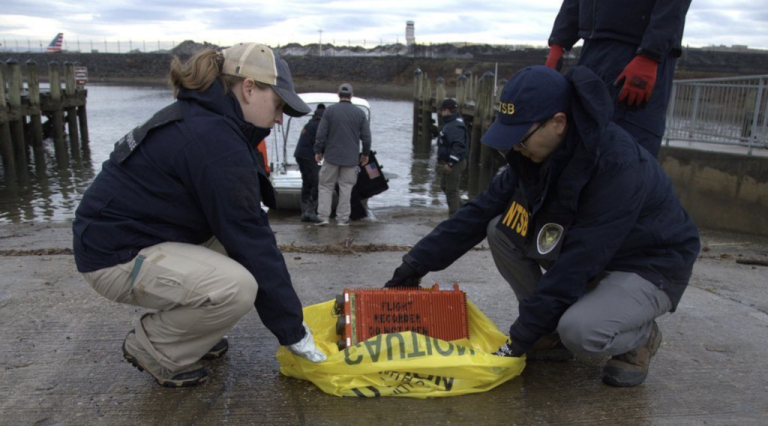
[269,93,372,210]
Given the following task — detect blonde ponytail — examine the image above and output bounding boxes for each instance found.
[168,49,244,97]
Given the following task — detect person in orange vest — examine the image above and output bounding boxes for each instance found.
[256,139,270,176]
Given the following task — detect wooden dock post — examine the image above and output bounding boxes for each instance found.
[0,64,17,178]
[420,74,433,146]
[7,59,28,182]
[64,62,81,159]
[26,60,46,171]
[467,72,496,196]
[412,68,423,144]
[76,80,90,149]
[496,79,507,103]
[435,77,446,128]
[49,61,67,165]
[456,74,468,109]
[476,72,497,193]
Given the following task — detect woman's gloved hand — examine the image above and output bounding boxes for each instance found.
[286,322,327,363]
[383,262,422,288]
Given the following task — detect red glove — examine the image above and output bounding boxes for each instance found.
[545,44,564,71]
[615,55,658,106]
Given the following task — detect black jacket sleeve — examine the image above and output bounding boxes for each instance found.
[178,123,305,346]
[639,0,692,60]
[548,0,581,49]
[445,122,468,165]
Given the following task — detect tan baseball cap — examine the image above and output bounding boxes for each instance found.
[221,43,311,117]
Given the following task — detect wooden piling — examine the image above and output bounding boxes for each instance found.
[26,60,46,171]
[456,74,468,108]
[412,68,423,144]
[467,72,496,196]
[7,59,28,182]
[420,74,432,146]
[476,72,497,193]
[0,64,17,178]
[435,77,446,128]
[64,62,81,158]
[48,61,67,165]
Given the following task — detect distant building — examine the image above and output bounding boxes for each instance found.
[406,21,415,46]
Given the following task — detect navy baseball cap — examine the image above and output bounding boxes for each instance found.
[481,66,571,150]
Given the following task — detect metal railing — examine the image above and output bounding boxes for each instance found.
[664,75,768,155]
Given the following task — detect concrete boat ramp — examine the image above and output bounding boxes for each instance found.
[1,211,767,425]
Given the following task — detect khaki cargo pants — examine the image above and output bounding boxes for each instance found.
[82,238,257,372]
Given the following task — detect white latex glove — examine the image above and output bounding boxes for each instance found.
[286,321,327,363]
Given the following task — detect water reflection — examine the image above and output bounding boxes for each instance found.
[0,83,476,223]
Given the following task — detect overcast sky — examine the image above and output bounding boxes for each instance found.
[1,0,767,49]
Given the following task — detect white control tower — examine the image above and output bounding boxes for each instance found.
[406,21,415,46]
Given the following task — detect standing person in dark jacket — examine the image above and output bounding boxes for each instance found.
[437,98,469,215]
[314,83,372,226]
[293,105,325,223]
[545,0,692,157]
[385,66,700,387]
[72,44,327,388]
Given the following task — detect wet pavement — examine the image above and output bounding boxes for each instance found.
[1,210,767,425]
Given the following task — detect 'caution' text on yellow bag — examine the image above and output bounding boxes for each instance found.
[277,299,525,398]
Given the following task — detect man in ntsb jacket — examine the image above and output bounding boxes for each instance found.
[385,66,700,387]
[437,98,469,215]
[544,0,692,158]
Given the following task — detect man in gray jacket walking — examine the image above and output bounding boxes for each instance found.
[314,83,372,226]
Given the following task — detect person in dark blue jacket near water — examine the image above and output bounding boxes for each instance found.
[437,98,469,215]
[544,0,692,158]
[73,43,327,388]
[385,66,700,387]
[293,105,325,223]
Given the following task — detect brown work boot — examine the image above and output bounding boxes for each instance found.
[122,331,209,388]
[528,333,574,362]
[602,321,662,387]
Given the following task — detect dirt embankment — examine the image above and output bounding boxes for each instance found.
[2,41,765,99]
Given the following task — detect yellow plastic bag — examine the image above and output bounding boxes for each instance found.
[277,299,525,398]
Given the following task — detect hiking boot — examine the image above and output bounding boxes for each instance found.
[201,338,229,360]
[602,321,662,387]
[122,331,209,388]
[528,333,574,362]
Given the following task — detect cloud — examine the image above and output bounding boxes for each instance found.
[0,0,766,49]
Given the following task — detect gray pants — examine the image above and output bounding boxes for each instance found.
[82,237,257,371]
[318,161,357,223]
[486,215,672,356]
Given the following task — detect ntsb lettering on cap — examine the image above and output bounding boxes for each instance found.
[500,102,515,115]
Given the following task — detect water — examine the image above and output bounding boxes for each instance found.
[0,83,452,223]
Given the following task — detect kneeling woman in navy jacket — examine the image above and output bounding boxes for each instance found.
[73,43,326,388]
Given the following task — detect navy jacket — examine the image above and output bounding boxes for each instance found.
[549,0,692,60]
[402,67,700,349]
[437,114,469,166]
[294,116,322,160]
[73,80,305,345]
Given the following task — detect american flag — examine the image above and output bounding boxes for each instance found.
[365,163,380,179]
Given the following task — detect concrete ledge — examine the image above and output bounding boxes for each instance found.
[659,146,768,237]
